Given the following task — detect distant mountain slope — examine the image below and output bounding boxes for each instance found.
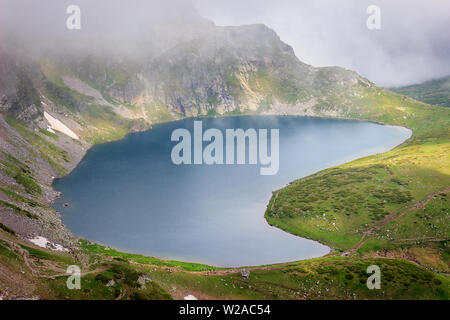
[0,0,449,300]
[391,76,450,107]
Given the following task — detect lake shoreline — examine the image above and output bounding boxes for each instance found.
[51,114,412,268]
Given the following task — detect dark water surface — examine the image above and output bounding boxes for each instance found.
[53,116,411,267]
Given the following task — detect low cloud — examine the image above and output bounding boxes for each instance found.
[193,0,450,87]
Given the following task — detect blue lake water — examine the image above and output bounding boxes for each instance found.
[53,116,411,267]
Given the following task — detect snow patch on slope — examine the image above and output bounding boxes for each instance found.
[44,112,79,140]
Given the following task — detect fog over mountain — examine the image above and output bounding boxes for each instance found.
[0,0,213,58]
[1,0,448,87]
[194,0,450,87]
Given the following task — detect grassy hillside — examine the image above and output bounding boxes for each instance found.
[266,88,450,272]
[392,76,450,107]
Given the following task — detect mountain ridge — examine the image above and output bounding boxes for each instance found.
[391,75,450,107]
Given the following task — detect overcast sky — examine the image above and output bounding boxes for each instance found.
[193,0,450,87]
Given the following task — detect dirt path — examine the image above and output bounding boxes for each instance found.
[270,192,279,212]
[200,266,280,276]
[349,187,450,253]
[128,259,283,276]
[0,232,108,279]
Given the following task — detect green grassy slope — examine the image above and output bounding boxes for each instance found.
[391,76,450,107]
[265,88,450,272]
